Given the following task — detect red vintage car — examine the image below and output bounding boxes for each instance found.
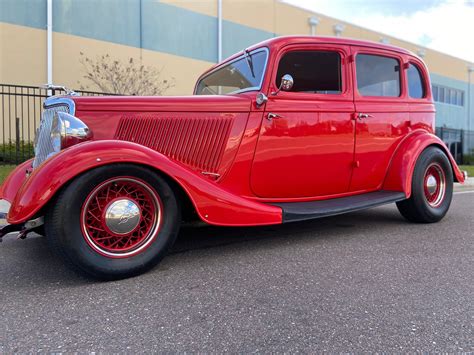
[0,36,466,279]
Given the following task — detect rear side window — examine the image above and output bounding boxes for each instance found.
[356,54,401,97]
[407,63,426,99]
[276,51,342,94]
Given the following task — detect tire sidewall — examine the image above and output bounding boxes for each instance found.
[46,164,180,279]
[411,147,453,221]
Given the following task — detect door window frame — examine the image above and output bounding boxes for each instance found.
[267,43,354,102]
[405,59,432,103]
[351,47,407,102]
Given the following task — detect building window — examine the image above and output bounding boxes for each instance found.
[432,84,464,106]
[407,63,425,99]
[356,54,401,97]
[276,51,342,94]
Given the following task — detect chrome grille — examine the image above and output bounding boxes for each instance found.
[32,104,69,169]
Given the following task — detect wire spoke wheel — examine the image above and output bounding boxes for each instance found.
[81,177,163,258]
[423,163,446,208]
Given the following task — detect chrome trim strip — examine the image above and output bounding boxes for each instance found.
[195,47,270,95]
[201,171,221,178]
[43,96,76,115]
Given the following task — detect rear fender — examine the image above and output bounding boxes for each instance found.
[7,140,282,226]
[383,130,464,197]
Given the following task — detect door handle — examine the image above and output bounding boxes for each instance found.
[357,113,373,120]
[267,113,282,121]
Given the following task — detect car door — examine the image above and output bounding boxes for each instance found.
[350,47,410,193]
[250,44,355,198]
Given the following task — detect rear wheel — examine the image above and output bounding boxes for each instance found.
[396,146,453,223]
[45,164,180,280]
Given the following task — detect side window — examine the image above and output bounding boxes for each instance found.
[407,63,426,99]
[432,85,438,101]
[276,51,342,94]
[356,54,401,97]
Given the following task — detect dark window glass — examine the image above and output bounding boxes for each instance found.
[432,85,438,101]
[356,54,401,97]
[457,91,464,106]
[439,87,445,102]
[449,89,454,104]
[432,84,464,106]
[407,63,425,98]
[276,51,342,94]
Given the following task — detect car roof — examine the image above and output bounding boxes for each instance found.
[203,35,418,76]
[250,35,414,55]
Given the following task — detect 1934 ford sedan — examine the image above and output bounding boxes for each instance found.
[0,36,466,279]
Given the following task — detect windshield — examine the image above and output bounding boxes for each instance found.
[195,48,268,95]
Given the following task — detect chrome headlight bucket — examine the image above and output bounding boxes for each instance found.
[50,111,93,153]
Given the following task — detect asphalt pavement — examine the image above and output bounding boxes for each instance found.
[0,191,473,352]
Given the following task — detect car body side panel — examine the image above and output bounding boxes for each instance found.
[383,130,465,197]
[75,109,249,178]
[350,46,411,192]
[250,43,356,198]
[6,141,282,226]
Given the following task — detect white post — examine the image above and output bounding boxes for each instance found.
[217,0,222,63]
[468,66,473,155]
[47,0,53,85]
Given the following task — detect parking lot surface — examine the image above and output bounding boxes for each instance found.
[0,192,473,352]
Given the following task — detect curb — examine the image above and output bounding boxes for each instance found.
[461,177,474,187]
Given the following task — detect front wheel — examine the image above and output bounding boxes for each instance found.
[396,146,453,223]
[45,164,181,280]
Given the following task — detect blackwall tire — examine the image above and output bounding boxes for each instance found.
[396,146,453,223]
[45,164,181,280]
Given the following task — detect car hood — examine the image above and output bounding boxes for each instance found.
[72,95,252,113]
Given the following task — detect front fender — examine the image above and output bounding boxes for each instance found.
[0,159,33,203]
[7,140,282,226]
[383,130,465,197]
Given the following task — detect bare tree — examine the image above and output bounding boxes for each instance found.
[77,52,175,95]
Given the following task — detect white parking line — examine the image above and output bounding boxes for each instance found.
[454,190,474,195]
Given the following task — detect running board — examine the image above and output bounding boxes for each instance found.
[271,191,407,223]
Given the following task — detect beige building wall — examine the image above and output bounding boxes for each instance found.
[1,0,472,92]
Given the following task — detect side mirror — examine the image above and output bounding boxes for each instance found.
[272,74,294,95]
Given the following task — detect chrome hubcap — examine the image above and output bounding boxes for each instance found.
[426,175,438,195]
[105,199,141,235]
[423,163,446,208]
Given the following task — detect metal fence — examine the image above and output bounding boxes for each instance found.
[1,83,473,166]
[0,84,114,165]
[436,127,474,165]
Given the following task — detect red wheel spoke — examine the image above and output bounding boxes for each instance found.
[81,177,162,258]
[87,210,102,223]
[86,225,106,232]
[95,235,119,241]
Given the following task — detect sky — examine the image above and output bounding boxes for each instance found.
[284,0,474,63]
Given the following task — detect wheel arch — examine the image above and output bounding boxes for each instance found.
[7,140,282,226]
[36,161,198,225]
[383,130,465,198]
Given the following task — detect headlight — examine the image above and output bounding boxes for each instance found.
[50,112,93,152]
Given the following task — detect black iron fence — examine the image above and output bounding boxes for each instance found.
[436,127,474,165]
[0,83,473,166]
[0,84,114,165]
